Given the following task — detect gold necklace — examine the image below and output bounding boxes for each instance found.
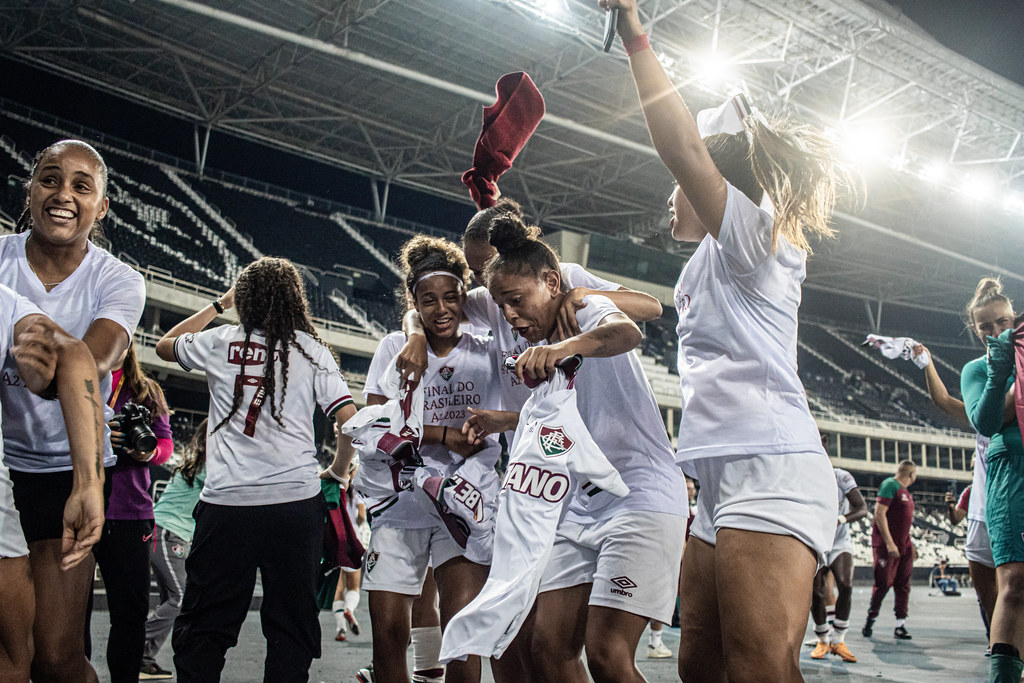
[25,236,67,288]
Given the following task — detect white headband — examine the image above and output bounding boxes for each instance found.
[412,271,464,294]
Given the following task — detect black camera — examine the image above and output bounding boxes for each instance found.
[112,402,158,457]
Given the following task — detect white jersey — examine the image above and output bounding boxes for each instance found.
[831,467,858,551]
[174,326,353,506]
[968,435,990,523]
[463,263,618,413]
[673,183,823,462]
[358,331,503,529]
[563,296,686,523]
[0,285,45,461]
[439,357,629,663]
[0,232,145,472]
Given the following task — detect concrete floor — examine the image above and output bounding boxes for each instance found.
[90,583,991,682]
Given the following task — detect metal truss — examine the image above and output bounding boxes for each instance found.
[4,0,1024,315]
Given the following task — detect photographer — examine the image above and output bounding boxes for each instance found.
[86,344,172,683]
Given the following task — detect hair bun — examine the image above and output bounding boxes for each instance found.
[977,277,1002,297]
[488,213,541,254]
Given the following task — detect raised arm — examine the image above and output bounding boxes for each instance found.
[605,0,728,238]
[557,286,663,339]
[156,288,233,362]
[916,345,970,427]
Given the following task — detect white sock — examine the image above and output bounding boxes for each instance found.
[411,626,443,674]
[332,600,346,631]
[832,619,849,643]
[650,629,663,648]
[344,588,360,613]
[895,618,906,629]
[814,624,830,643]
[826,604,836,627]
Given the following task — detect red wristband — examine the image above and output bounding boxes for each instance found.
[623,33,650,57]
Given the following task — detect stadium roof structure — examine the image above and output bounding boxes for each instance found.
[5,0,1024,317]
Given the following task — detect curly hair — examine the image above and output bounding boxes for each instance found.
[482,211,563,288]
[176,418,208,488]
[15,139,109,243]
[463,197,524,245]
[212,257,331,434]
[399,235,470,296]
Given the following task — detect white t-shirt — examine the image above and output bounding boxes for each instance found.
[463,262,618,413]
[673,183,823,462]
[0,284,46,464]
[560,295,686,523]
[0,233,146,472]
[832,467,858,550]
[174,326,353,506]
[360,331,503,528]
[968,435,989,523]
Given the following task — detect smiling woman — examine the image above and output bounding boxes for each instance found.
[0,139,146,682]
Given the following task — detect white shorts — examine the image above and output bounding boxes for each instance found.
[361,525,467,595]
[688,451,836,567]
[0,462,28,559]
[538,511,685,624]
[965,518,995,569]
[825,546,853,568]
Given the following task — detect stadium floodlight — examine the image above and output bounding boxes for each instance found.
[692,51,733,87]
[839,122,892,167]
[918,162,949,184]
[961,174,994,201]
[1002,193,1024,215]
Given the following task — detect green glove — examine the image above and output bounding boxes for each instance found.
[985,328,1015,381]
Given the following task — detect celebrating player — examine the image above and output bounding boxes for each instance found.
[1,139,145,682]
[959,277,1024,681]
[155,257,358,682]
[483,213,686,682]
[602,1,856,678]
[358,236,505,683]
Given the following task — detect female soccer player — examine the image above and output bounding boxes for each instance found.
[483,214,686,682]
[601,1,855,678]
[0,139,146,682]
[959,277,1024,681]
[0,285,107,683]
[155,257,358,682]
[359,235,505,683]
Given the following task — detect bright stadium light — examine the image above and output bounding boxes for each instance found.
[839,122,892,167]
[961,174,994,201]
[1003,193,1024,215]
[918,161,949,184]
[693,51,733,86]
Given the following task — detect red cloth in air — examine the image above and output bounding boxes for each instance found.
[462,72,545,209]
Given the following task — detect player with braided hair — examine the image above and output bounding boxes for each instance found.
[155,257,357,682]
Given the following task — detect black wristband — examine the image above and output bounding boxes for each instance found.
[212,300,225,314]
[39,375,59,401]
[442,426,448,446]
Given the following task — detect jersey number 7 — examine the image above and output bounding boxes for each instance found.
[234,374,266,437]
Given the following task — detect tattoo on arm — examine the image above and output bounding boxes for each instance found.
[84,379,103,477]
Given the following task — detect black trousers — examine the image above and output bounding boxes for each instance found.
[86,518,155,683]
[172,494,325,683]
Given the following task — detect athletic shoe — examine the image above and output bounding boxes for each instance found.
[831,642,857,663]
[344,608,361,636]
[647,643,672,658]
[335,622,347,642]
[356,664,375,683]
[139,662,174,679]
[810,642,830,659]
[894,626,912,640]
[861,618,874,638]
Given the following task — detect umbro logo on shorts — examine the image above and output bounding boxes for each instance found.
[610,576,637,598]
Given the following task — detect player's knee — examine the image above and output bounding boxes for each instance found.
[585,637,634,683]
[30,650,83,683]
[678,642,723,683]
[999,569,1024,603]
[835,575,854,593]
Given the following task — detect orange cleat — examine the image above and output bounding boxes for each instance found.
[811,641,830,659]
[831,642,857,662]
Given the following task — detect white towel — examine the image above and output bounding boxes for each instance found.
[438,358,628,663]
[863,334,930,369]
